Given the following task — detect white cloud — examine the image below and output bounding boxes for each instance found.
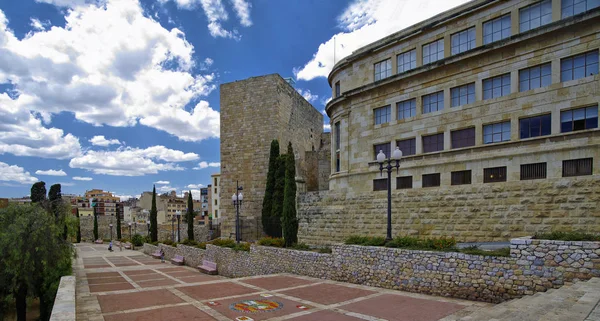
[193,161,220,170]
[157,185,175,192]
[323,123,331,132]
[89,135,121,147]
[200,0,240,40]
[321,96,332,106]
[113,193,133,201]
[0,1,220,143]
[230,0,252,27]
[186,183,204,189]
[30,18,50,31]
[0,94,82,160]
[155,180,170,184]
[200,57,214,70]
[296,88,318,103]
[73,176,93,181]
[57,182,75,186]
[35,169,67,176]
[295,0,470,81]
[69,145,198,176]
[35,0,94,7]
[0,162,38,184]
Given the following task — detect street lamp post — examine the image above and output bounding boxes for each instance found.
[176,211,181,242]
[109,223,113,240]
[171,216,176,242]
[147,220,150,237]
[231,181,244,243]
[134,222,137,235]
[376,146,403,241]
[128,222,132,240]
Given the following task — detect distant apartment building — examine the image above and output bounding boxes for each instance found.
[211,173,220,221]
[84,189,120,216]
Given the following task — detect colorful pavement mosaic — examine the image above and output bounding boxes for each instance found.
[75,244,490,321]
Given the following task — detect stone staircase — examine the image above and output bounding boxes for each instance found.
[443,278,600,321]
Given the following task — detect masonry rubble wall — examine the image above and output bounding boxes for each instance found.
[297,176,600,245]
[143,237,600,303]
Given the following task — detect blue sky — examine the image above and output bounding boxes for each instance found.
[0,0,468,199]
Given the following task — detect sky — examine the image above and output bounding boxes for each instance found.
[0,0,470,200]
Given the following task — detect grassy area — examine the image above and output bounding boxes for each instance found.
[344,235,511,257]
[534,231,600,242]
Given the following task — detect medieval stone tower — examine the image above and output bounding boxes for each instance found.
[220,74,324,241]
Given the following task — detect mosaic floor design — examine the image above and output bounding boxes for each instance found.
[74,243,490,321]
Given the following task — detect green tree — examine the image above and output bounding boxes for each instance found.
[48,184,66,240]
[282,142,298,247]
[0,204,72,321]
[150,185,158,242]
[76,208,81,243]
[187,191,195,241]
[270,154,287,238]
[30,181,46,204]
[116,206,122,240]
[262,140,280,236]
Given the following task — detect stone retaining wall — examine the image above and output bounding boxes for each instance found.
[142,237,600,303]
[49,276,76,321]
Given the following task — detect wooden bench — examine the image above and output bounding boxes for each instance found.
[151,249,162,259]
[94,239,103,244]
[171,255,184,265]
[197,260,217,275]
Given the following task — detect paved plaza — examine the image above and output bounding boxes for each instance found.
[75,244,489,321]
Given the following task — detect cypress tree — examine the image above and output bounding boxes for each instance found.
[187,190,194,241]
[93,205,99,241]
[150,185,158,242]
[49,184,66,240]
[116,205,122,240]
[282,142,298,247]
[262,140,279,236]
[30,181,46,204]
[270,154,286,238]
[76,208,81,243]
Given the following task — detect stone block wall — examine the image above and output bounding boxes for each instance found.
[141,238,600,303]
[80,216,210,242]
[297,176,600,244]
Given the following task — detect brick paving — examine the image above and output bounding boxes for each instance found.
[75,243,489,321]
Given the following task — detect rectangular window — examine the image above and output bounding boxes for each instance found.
[563,158,593,177]
[519,63,552,91]
[521,162,547,180]
[451,127,476,149]
[484,167,507,183]
[396,176,413,189]
[451,27,476,55]
[484,121,511,144]
[422,173,441,187]
[422,39,444,64]
[562,0,600,18]
[561,51,599,82]
[335,81,340,98]
[397,99,416,120]
[423,133,444,153]
[450,83,475,107]
[483,14,511,44]
[334,121,341,172]
[561,106,598,132]
[374,59,392,81]
[397,138,416,156]
[214,209,218,218]
[520,114,551,138]
[374,105,391,125]
[397,49,417,73]
[483,73,511,99]
[374,142,391,160]
[451,170,472,185]
[520,0,552,32]
[423,91,444,114]
[373,178,388,191]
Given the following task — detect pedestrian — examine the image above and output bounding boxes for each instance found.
[119,240,123,251]
[108,241,113,252]
[160,249,165,263]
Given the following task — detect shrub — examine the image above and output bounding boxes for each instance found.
[131,234,145,246]
[161,239,175,246]
[232,243,251,251]
[289,242,310,251]
[181,238,198,246]
[102,238,111,242]
[317,247,332,254]
[258,237,285,248]
[196,242,207,249]
[385,236,420,248]
[534,231,600,242]
[212,238,236,248]
[345,235,386,246]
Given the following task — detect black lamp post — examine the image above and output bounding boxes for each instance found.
[231,181,244,243]
[376,146,403,241]
[147,220,150,237]
[176,211,181,242]
[128,222,132,240]
[109,223,113,240]
[171,216,176,242]
[134,222,137,235]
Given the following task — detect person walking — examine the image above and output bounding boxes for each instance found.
[108,241,113,252]
[160,249,165,263]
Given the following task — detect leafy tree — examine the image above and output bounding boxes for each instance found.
[262,140,279,236]
[150,185,158,242]
[282,142,298,247]
[30,181,47,204]
[48,184,66,240]
[270,154,287,238]
[0,204,72,321]
[187,191,194,241]
[76,208,81,243]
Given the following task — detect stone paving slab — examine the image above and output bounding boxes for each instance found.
[87,277,127,285]
[240,275,318,291]
[102,305,216,321]
[137,278,181,288]
[286,310,365,321]
[207,294,312,321]
[89,282,135,293]
[177,275,220,283]
[178,282,259,301]
[86,272,121,278]
[97,289,185,313]
[279,283,376,305]
[128,274,165,281]
[122,269,159,276]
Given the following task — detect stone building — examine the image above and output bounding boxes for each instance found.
[211,173,220,222]
[297,0,600,244]
[84,189,120,216]
[220,74,324,241]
